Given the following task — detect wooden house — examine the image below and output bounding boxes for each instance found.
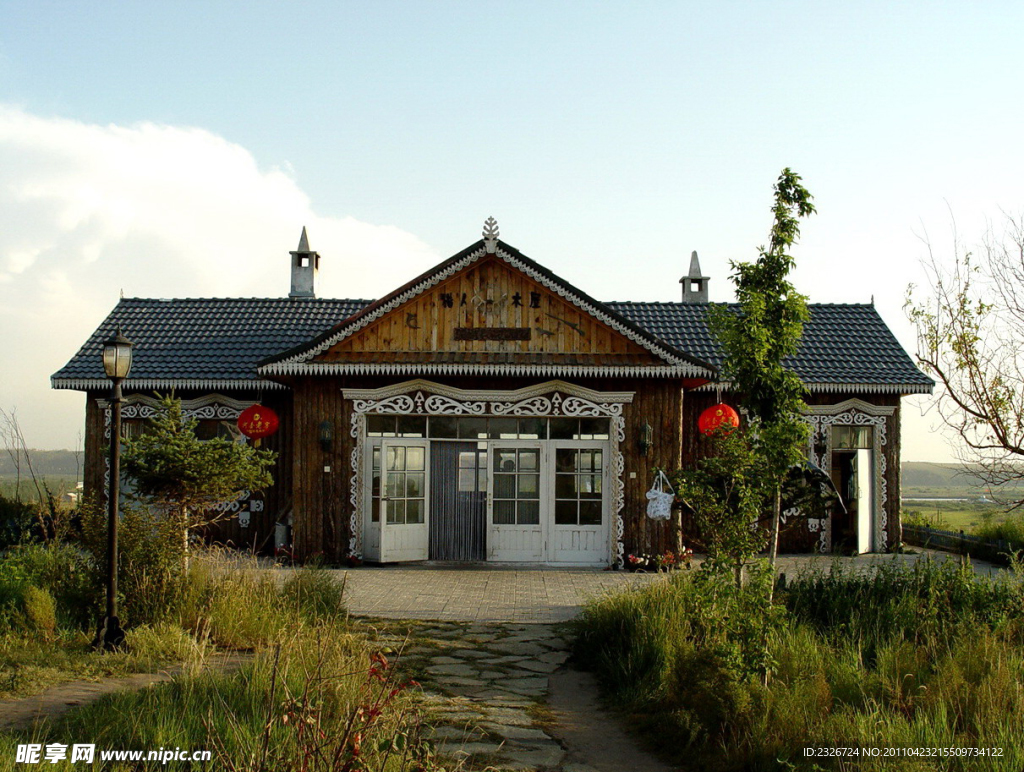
[52,221,933,565]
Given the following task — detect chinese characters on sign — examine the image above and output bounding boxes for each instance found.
[438,290,542,310]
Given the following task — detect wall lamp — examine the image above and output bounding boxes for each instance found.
[638,421,654,456]
[319,420,333,453]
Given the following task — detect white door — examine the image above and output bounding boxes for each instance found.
[855,448,874,554]
[550,443,610,564]
[380,441,429,562]
[488,443,545,561]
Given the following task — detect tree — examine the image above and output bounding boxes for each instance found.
[709,168,815,577]
[121,395,276,545]
[907,213,1024,509]
[674,428,769,586]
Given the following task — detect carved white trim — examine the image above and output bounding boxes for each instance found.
[344,379,634,406]
[346,381,632,566]
[483,217,499,253]
[263,361,707,378]
[57,378,285,392]
[802,400,892,553]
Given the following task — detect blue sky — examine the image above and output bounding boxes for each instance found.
[2,1,1022,459]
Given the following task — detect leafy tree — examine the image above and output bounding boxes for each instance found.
[121,395,276,546]
[678,169,815,586]
[907,214,1024,510]
[674,428,768,586]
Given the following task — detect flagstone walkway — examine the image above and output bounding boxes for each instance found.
[373,620,675,772]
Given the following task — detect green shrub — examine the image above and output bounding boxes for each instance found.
[0,543,95,630]
[20,585,56,637]
[281,565,346,624]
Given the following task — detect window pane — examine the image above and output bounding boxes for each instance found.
[555,448,576,473]
[406,446,425,471]
[386,446,405,471]
[459,417,488,439]
[397,416,426,437]
[489,418,518,439]
[550,418,578,440]
[555,474,577,498]
[386,473,404,499]
[458,451,477,469]
[372,447,381,471]
[555,500,578,525]
[371,471,380,497]
[518,417,545,439]
[429,415,458,438]
[367,415,395,437]
[495,451,517,472]
[406,499,423,524]
[518,449,539,471]
[458,469,476,492]
[494,474,515,499]
[579,500,602,525]
[406,472,424,498]
[371,498,380,523]
[580,475,602,497]
[518,474,539,497]
[517,500,539,525]
[387,499,406,524]
[580,418,610,440]
[494,500,515,524]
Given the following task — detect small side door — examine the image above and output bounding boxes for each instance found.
[380,440,429,562]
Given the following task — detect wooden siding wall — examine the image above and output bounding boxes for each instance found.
[320,257,659,363]
[291,379,350,561]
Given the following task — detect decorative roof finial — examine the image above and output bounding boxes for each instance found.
[483,217,499,253]
[297,225,310,253]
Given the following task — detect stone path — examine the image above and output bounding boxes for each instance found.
[379,621,577,770]
[374,620,675,772]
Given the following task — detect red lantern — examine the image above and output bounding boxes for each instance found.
[698,403,739,435]
[237,405,280,439]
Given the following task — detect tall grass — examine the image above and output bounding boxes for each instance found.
[1,622,442,771]
[572,559,1024,771]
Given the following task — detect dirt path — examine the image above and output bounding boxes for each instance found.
[0,653,251,732]
[547,668,678,772]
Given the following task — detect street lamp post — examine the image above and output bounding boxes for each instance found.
[95,329,133,651]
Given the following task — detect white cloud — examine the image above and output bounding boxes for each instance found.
[0,106,440,450]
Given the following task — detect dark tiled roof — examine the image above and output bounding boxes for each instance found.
[607,302,933,392]
[51,297,371,389]
[52,296,932,394]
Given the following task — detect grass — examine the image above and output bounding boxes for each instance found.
[571,558,1024,771]
[0,540,454,771]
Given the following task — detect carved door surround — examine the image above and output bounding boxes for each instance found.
[343,379,633,565]
[803,398,895,553]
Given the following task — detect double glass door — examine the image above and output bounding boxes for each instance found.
[369,438,610,564]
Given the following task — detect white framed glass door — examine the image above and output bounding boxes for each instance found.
[488,442,545,561]
[380,440,429,562]
[550,441,610,564]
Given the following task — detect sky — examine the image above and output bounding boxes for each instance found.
[1,1,1022,462]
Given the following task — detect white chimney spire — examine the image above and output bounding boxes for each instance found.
[289,226,320,298]
[680,250,709,303]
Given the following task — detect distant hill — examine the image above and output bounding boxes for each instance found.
[0,449,82,478]
[902,461,1024,492]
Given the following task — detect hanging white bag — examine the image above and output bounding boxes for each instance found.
[646,470,675,520]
